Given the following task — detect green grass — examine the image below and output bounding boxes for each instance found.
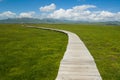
[32,24,120,80]
[0,24,68,80]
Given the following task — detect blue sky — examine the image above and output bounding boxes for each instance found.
[0,0,120,21]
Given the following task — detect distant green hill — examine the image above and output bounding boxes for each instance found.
[0,18,120,25]
[0,18,71,24]
[0,18,47,23]
[99,21,120,25]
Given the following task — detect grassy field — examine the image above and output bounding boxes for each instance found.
[32,24,120,80]
[0,24,68,80]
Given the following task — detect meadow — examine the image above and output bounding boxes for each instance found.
[32,24,120,80]
[0,24,120,80]
[0,24,68,80]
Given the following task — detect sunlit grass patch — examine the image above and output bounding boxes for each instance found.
[0,24,67,80]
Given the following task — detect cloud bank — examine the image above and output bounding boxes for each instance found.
[39,3,56,12]
[0,11,36,20]
[0,11,16,19]
[47,5,120,21]
[0,4,120,21]
[19,11,35,18]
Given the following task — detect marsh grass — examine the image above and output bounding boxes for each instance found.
[0,24,67,80]
[33,24,120,80]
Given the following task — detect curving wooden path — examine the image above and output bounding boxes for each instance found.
[28,26,102,80]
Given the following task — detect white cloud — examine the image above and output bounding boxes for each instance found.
[47,5,96,20]
[19,11,35,18]
[46,5,120,21]
[0,11,16,20]
[0,4,120,22]
[73,5,96,11]
[39,3,56,12]
[0,11,35,20]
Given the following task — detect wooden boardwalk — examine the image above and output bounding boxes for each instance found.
[28,26,102,80]
[55,30,102,80]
